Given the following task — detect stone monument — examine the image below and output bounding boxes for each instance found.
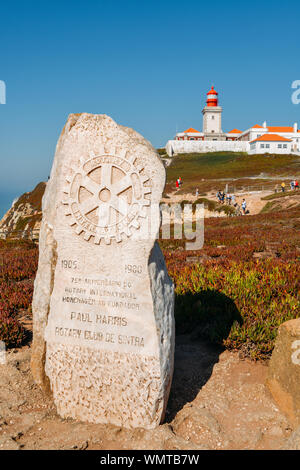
[31,113,175,429]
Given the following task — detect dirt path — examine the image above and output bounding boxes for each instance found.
[0,336,295,450]
[162,189,300,217]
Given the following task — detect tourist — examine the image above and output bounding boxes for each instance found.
[290,180,295,191]
[231,194,236,205]
[242,199,247,215]
[295,180,299,190]
[281,182,285,192]
[176,179,179,189]
[195,188,199,198]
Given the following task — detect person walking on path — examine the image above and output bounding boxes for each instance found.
[242,199,247,215]
[295,180,299,190]
[226,193,232,205]
[281,182,286,192]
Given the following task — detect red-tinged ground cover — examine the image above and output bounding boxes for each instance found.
[0,206,299,359]
[0,240,38,347]
[160,206,300,360]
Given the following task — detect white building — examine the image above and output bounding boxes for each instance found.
[249,134,293,154]
[165,86,300,156]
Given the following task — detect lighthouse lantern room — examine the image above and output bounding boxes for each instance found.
[202,85,224,140]
[206,85,218,107]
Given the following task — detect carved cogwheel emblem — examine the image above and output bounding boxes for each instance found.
[62,148,151,244]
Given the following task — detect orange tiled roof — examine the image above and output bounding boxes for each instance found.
[267,126,294,133]
[228,129,242,134]
[252,124,264,129]
[250,134,292,143]
[183,127,200,133]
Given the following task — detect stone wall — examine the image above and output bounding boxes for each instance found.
[165,140,249,156]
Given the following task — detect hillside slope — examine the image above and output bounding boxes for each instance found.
[165,152,300,195]
[0,182,46,240]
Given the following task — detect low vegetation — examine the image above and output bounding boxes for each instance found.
[160,206,300,360]
[0,206,299,360]
[165,152,300,194]
[179,198,236,216]
[0,240,37,347]
[261,190,298,200]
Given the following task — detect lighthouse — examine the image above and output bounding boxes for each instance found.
[202,85,225,140]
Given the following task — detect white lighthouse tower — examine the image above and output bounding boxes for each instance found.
[202,85,225,140]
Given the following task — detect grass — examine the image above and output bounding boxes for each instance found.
[261,190,299,200]
[260,190,300,213]
[165,152,300,195]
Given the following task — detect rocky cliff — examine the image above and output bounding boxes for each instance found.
[0,182,46,241]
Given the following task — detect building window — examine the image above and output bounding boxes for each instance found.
[260,144,265,148]
[283,144,287,148]
[212,116,215,120]
[266,144,270,148]
[278,144,282,148]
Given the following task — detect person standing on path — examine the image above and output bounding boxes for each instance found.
[242,199,247,215]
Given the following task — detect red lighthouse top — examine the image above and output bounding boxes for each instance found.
[206,85,218,107]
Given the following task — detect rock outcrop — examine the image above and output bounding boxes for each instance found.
[0,182,46,241]
[266,318,300,426]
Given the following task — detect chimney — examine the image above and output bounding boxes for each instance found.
[263,121,267,129]
[293,122,298,133]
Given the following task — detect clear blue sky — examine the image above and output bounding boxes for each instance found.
[0,0,300,217]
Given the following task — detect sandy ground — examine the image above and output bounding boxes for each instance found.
[0,335,295,451]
